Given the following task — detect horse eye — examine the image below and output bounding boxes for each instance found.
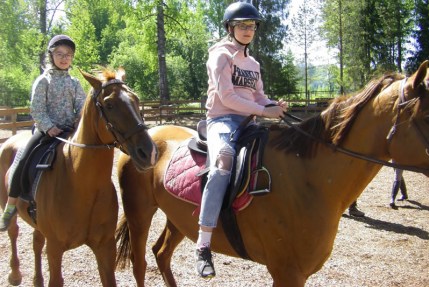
[105,103,114,110]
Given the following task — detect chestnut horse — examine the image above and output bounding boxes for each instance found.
[115,61,429,287]
[0,68,157,286]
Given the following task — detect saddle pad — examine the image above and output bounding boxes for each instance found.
[164,140,252,212]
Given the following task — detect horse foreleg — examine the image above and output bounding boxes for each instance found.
[7,218,22,286]
[89,237,117,287]
[32,229,45,287]
[46,240,64,287]
[152,219,184,287]
[269,265,307,287]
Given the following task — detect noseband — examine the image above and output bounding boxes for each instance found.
[91,79,148,152]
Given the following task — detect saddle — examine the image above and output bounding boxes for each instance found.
[188,119,271,202]
[16,132,70,223]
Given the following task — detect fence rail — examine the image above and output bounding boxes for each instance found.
[0,98,333,143]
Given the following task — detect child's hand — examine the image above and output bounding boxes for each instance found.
[277,99,288,111]
[47,126,64,137]
[262,105,284,119]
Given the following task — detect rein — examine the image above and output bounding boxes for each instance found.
[279,80,429,174]
[54,136,116,149]
[56,79,147,152]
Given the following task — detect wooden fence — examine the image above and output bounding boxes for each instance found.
[0,98,333,143]
[0,107,33,143]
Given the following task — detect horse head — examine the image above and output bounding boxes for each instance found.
[80,68,158,171]
[386,60,429,174]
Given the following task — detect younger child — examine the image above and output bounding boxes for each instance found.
[0,34,86,231]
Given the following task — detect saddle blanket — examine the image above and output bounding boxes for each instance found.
[163,139,253,213]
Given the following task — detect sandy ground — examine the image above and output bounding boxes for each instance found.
[0,128,428,287]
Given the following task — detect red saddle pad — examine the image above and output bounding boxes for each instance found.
[163,139,253,214]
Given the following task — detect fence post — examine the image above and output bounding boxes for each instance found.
[11,113,17,135]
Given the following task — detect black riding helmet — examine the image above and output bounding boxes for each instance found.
[222,2,262,32]
[48,35,76,52]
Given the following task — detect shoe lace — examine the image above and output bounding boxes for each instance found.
[199,248,214,265]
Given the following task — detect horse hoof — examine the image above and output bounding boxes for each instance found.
[8,272,22,286]
[389,203,398,210]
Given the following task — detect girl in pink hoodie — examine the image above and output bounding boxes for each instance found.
[195,2,287,279]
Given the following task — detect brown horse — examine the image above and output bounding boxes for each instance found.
[0,68,157,286]
[115,61,429,287]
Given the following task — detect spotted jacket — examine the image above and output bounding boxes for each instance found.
[30,68,86,133]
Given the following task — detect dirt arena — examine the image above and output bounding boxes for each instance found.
[0,131,428,286]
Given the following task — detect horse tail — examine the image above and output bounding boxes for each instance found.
[115,214,132,270]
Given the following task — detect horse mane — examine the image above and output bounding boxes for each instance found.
[92,67,118,82]
[271,73,404,158]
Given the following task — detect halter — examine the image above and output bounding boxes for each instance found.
[56,79,148,153]
[279,78,429,174]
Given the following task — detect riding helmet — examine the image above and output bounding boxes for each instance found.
[222,2,262,31]
[47,35,76,52]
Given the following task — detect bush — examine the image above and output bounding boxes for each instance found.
[0,67,35,107]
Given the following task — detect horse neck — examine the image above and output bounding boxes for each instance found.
[271,94,397,214]
[68,101,115,166]
[320,95,396,207]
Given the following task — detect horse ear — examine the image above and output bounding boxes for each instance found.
[79,68,102,90]
[116,67,126,81]
[412,60,429,89]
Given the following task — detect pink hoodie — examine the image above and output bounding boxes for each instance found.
[205,39,274,119]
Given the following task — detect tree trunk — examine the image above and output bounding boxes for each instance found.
[39,0,47,74]
[157,0,170,103]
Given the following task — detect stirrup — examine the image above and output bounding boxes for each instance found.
[248,167,271,196]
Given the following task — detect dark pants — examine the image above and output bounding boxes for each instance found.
[8,129,45,198]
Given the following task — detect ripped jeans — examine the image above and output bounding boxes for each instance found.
[198,114,246,228]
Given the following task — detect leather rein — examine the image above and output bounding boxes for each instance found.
[280,78,429,174]
[55,79,148,152]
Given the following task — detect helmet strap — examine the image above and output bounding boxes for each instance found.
[229,34,249,57]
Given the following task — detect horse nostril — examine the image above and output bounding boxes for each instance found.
[137,148,148,161]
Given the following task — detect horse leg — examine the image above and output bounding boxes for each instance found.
[89,237,117,287]
[152,219,185,287]
[45,240,65,287]
[268,265,306,287]
[32,229,45,287]
[125,206,158,287]
[7,218,22,286]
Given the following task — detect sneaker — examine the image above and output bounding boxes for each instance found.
[348,205,365,217]
[0,207,17,231]
[195,247,216,278]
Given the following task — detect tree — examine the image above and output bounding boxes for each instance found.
[321,0,345,94]
[156,0,170,103]
[290,0,320,101]
[405,0,429,74]
[252,0,292,98]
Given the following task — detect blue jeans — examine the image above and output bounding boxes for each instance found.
[199,115,246,228]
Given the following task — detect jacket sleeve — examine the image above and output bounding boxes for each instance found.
[73,78,86,118]
[253,69,275,107]
[30,77,54,133]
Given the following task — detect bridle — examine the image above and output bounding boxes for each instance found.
[387,78,429,157]
[55,79,148,153]
[280,77,429,174]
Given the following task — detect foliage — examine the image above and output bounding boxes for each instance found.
[321,0,414,91]
[404,0,429,74]
[1,0,427,107]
